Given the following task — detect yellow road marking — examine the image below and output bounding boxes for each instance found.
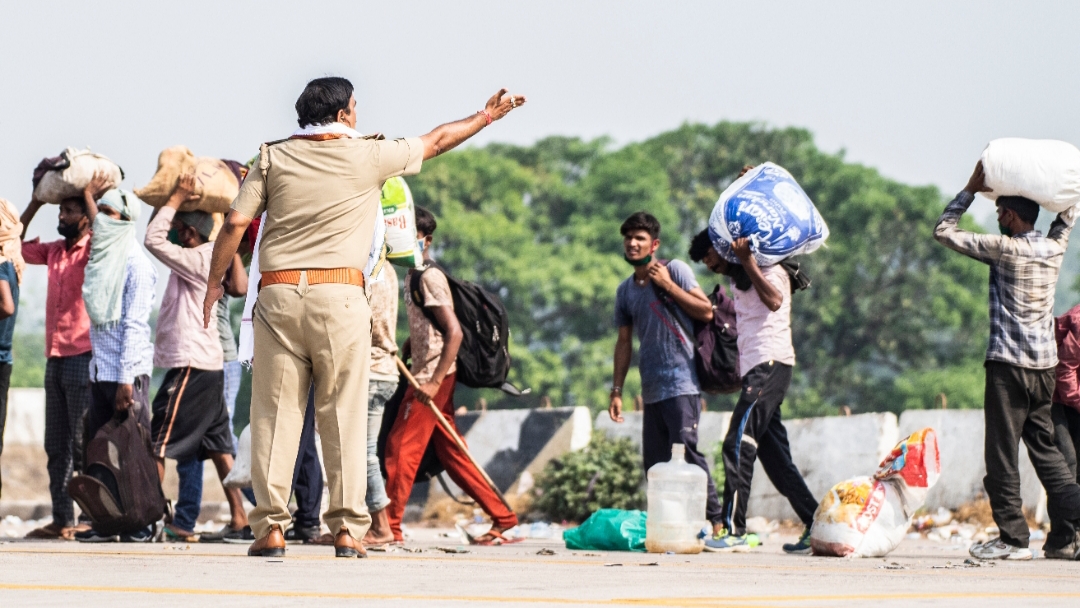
[1,583,1080,606]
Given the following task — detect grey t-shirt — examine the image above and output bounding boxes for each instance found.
[614,259,700,404]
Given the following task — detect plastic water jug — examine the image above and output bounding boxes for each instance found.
[645,443,707,554]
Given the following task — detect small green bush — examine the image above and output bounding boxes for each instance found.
[531,431,645,523]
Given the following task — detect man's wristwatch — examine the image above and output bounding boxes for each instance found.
[610,386,622,398]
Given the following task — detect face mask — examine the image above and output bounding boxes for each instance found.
[998,223,1013,237]
[416,239,426,254]
[167,228,182,246]
[57,220,82,239]
[624,253,652,267]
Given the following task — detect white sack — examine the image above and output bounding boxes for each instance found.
[34,148,124,203]
[222,425,252,489]
[980,138,1080,213]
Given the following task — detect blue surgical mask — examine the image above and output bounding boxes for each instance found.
[417,239,426,254]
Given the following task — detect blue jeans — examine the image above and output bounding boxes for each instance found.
[174,458,203,533]
[366,380,397,512]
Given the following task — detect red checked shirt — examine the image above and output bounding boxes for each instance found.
[22,235,93,358]
[1054,303,1080,413]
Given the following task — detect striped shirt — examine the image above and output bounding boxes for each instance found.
[89,249,157,383]
[934,191,1078,370]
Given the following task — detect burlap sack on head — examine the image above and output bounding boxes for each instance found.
[135,146,240,214]
[33,148,124,204]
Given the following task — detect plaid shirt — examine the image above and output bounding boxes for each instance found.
[934,191,1078,369]
[89,249,157,383]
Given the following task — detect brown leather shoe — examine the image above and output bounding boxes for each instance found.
[247,524,286,557]
[334,526,368,558]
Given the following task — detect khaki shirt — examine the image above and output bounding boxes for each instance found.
[232,136,423,272]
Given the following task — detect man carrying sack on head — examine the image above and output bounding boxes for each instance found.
[203,76,526,558]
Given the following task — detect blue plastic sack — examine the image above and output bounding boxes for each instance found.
[708,162,828,266]
[563,509,647,552]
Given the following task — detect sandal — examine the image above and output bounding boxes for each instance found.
[25,522,66,540]
[458,524,524,546]
[162,523,197,542]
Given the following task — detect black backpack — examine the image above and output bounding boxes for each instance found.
[409,262,527,396]
[652,263,741,394]
[67,411,167,535]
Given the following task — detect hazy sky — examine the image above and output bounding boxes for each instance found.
[2,1,1080,326]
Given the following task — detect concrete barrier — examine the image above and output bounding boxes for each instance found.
[593,411,733,470]
[899,409,1046,519]
[3,388,45,447]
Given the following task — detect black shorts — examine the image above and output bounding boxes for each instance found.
[151,367,234,462]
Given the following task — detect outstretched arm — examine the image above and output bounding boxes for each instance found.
[419,89,525,160]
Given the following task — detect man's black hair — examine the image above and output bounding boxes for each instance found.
[295,77,354,127]
[688,229,713,263]
[415,206,437,237]
[620,211,660,240]
[997,195,1040,226]
[59,196,87,216]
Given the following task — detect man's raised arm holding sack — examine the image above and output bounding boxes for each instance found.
[200,77,525,559]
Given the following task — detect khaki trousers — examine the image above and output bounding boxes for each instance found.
[249,278,371,539]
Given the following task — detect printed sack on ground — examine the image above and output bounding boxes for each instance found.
[707,162,829,266]
[979,138,1080,213]
[33,148,124,204]
[135,145,240,214]
[222,425,252,489]
[381,176,422,268]
[809,428,940,557]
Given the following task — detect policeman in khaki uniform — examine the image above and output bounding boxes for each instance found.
[203,77,525,558]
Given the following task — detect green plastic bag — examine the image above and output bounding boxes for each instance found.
[563,509,647,552]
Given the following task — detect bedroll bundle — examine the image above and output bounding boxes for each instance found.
[979,138,1080,213]
[135,145,241,214]
[381,176,422,268]
[33,148,124,203]
[809,428,940,557]
[707,162,829,266]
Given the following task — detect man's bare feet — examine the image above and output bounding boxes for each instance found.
[363,508,394,546]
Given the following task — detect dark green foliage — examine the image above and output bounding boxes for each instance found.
[531,431,645,523]
[411,121,991,415]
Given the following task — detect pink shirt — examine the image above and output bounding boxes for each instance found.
[22,235,92,358]
[144,207,223,371]
[731,263,796,374]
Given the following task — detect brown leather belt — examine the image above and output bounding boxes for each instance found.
[259,268,365,290]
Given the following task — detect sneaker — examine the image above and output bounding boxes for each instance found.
[703,530,761,553]
[969,538,1032,560]
[74,529,120,543]
[200,525,254,544]
[782,527,812,555]
[221,526,256,544]
[120,527,153,543]
[1043,531,1080,561]
[284,524,322,544]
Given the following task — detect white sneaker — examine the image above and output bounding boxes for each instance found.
[969,538,1033,560]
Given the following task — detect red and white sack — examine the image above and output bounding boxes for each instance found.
[809,428,940,557]
[33,148,124,204]
[980,138,1080,213]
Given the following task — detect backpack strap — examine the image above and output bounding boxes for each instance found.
[649,260,694,340]
[409,263,445,334]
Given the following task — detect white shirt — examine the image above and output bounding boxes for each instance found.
[731,264,795,374]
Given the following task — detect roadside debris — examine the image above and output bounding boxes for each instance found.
[434,546,471,554]
[536,548,557,556]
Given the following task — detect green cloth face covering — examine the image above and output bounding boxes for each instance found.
[624,254,652,267]
[998,223,1013,237]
